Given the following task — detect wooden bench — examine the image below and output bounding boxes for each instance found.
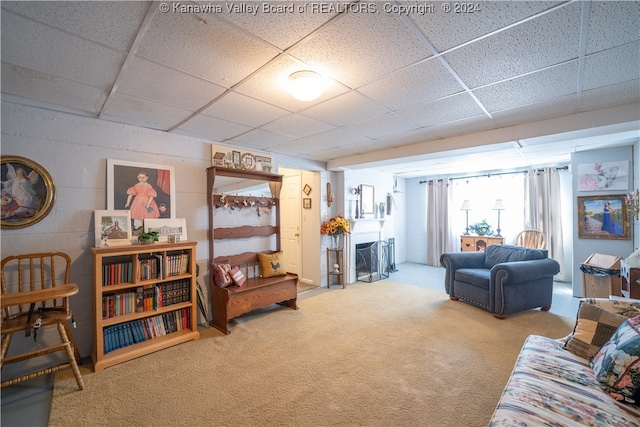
[209,251,298,334]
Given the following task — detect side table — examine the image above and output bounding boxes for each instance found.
[327,248,345,288]
[620,260,640,299]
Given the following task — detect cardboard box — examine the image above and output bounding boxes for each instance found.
[581,253,622,298]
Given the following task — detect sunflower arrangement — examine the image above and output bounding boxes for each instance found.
[321,215,350,235]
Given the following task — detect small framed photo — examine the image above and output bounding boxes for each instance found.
[95,210,132,247]
[144,218,188,242]
[1,156,56,229]
[232,151,241,166]
[577,195,630,240]
[303,198,312,209]
[303,184,312,195]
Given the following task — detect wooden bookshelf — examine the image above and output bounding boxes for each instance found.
[91,241,200,372]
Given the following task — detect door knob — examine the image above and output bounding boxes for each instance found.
[295,233,300,236]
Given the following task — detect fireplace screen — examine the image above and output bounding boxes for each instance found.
[355,241,390,282]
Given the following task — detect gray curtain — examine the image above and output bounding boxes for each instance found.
[426,179,454,266]
[524,168,566,280]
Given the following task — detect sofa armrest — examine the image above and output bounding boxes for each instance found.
[490,258,560,285]
[440,252,486,295]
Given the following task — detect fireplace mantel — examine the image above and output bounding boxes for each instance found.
[349,218,385,231]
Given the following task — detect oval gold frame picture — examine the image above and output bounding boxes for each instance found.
[1,155,56,229]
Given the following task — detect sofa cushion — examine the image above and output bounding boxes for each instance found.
[591,315,640,405]
[455,268,491,290]
[483,244,546,269]
[564,301,628,359]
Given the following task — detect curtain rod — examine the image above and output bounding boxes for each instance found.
[419,165,568,184]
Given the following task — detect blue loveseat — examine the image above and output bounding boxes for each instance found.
[440,244,560,319]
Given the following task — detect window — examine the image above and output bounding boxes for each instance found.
[452,174,524,242]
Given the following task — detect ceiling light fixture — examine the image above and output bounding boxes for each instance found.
[288,70,325,102]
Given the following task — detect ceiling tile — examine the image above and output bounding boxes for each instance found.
[343,112,420,139]
[289,12,433,88]
[1,1,149,51]
[262,113,335,139]
[138,10,281,87]
[1,63,107,116]
[444,2,581,89]
[301,91,389,127]
[586,2,640,54]
[579,81,640,113]
[101,93,194,131]
[201,91,289,127]
[583,42,640,90]
[358,59,464,110]
[213,4,338,50]
[397,93,486,128]
[175,112,253,140]
[226,128,295,150]
[1,11,126,89]
[409,1,564,52]
[474,61,579,113]
[118,57,227,111]
[492,95,578,128]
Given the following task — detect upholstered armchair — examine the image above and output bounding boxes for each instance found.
[440,244,560,319]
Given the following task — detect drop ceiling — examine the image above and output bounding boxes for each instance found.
[1,1,639,178]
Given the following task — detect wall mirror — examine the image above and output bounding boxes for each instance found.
[360,184,375,214]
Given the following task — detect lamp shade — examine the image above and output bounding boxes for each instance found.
[288,70,325,101]
[493,199,505,210]
[460,200,471,210]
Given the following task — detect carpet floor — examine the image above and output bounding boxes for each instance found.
[50,280,574,426]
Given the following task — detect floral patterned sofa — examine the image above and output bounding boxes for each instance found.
[489,298,640,426]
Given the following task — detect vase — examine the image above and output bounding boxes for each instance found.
[330,234,344,250]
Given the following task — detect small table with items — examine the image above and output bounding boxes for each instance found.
[327,248,345,288]
[460,235,505,252]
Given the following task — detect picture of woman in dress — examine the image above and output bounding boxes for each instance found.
[125,171,160,230]
[601,201,622,235]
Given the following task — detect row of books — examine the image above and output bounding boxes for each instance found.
[102,261,134,286]
[139,253,190,281]
[101,252,190,286]
[102,279,191,319]
[103,308,191,354]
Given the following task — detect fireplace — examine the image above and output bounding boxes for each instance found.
[355,241,390,282]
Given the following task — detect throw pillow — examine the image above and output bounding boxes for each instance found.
[212,261,232,288]
[229,266,246,287]
[258,252,287,278]
[590,315,640,405]
[564,301,628,359]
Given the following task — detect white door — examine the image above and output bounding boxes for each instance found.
[281,169,301,276]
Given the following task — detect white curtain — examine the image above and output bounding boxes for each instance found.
[426,179,454,266]
[524,168,566,281]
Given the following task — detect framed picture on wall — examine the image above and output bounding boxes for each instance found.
[1,155,56,229]
[107,159,175,234]
[577,161,629,191]
[577,195,630,240]
[303,198,311,209]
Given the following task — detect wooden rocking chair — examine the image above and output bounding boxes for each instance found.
[1,252,84,390]
[515,229,547,250]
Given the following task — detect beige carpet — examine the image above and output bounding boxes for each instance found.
[50,281,574,427]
